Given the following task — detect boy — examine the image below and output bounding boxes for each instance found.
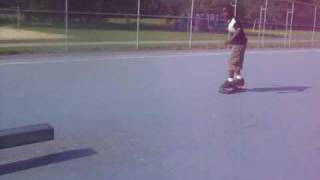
[220,4,247,91]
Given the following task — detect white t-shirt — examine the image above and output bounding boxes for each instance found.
[227,17,247,45]
[228,18,237,33]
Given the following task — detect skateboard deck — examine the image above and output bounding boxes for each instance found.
[219,86,244,94]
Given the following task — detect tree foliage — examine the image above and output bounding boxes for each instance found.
[1,0,319,25]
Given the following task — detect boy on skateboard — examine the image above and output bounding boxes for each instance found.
[220,4,247,93]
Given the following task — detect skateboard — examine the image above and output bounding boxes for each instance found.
[219,84,244,94]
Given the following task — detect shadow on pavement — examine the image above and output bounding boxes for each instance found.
[230,86,312,94]
[0,148,97,175]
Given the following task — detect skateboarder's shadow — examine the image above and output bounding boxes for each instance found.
[241,86,311,94]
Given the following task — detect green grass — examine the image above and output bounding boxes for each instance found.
[19,25,226,42]
[20,22,320,42]
[107,18,170,26]
[1,20,320,55]
[0,46,66,55]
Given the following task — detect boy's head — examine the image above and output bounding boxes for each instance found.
[222,4,234,20]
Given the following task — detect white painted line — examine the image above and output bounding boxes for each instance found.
[0,49,319,66]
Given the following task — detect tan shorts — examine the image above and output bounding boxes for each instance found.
[228,44,246,71]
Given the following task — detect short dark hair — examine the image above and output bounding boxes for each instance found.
[223,3,234,14]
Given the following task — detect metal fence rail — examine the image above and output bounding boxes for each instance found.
[0,0,320,53]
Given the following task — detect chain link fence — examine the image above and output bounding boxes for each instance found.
[0,0,320,54]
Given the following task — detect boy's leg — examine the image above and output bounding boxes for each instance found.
[228,45,241,81]
[228,70,234,81]
[221,70,234,89]
[234,68,245,86]
[222,44,246,90]
[220,47,237,90]
[233,44,246,86]
[234,68,242,78]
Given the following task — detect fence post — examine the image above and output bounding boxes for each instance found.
[289,2,294,48]
[234,0,238,17]
[262,0,268,47]
[312,6,317,47]
[136,0,141,50]
[65,0,69,53]
[258,6,264,48]
[189,0,195,49]
[285,9,290,47]
[16,5,20,28]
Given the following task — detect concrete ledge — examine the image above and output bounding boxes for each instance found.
[0,124,54,149]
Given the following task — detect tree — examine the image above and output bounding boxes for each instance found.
[0,0,17,7]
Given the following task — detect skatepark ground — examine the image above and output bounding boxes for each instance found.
[1,49,320,180]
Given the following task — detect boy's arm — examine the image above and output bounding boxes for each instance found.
[225,28,242,44]
[225,19,244,46]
